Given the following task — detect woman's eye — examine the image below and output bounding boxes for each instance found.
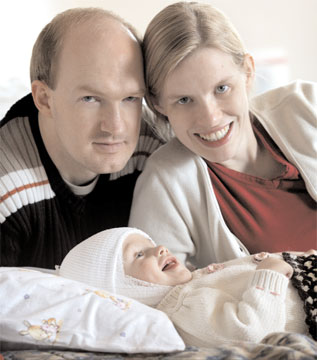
[216,85,229,94]
[178,97,191,105]
[136,251,144,259]
[82,96,97,103]
[124,96,139,102]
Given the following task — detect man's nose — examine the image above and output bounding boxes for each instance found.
[100,104,125,134]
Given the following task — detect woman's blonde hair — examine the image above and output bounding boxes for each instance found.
[30,7,141,89]
[143,1,246,125]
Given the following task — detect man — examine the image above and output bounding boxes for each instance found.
[0,8,164,268]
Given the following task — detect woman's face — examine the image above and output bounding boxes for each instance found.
[155,47,255,169]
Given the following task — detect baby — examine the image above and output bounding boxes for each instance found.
[59,227,316,346]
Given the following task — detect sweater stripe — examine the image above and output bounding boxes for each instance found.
[0,168,55,223]
[0,179,50,202]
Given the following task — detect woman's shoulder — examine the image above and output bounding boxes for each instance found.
[146,137,202,168]
[250,80,317,113]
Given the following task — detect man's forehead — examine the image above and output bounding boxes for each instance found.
[63,17,134,45]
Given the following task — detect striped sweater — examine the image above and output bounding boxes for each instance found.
[0,94,164,268]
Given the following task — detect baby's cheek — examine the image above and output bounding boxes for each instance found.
[139,263,158,282]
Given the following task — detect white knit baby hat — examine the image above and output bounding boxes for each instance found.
[59,227,172,306]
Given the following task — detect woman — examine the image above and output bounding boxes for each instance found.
[129,2,317,267]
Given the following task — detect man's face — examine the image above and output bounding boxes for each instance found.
[123,234,193,286]
[43,20,145,184]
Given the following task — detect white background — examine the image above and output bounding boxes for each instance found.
[1,0,316,118]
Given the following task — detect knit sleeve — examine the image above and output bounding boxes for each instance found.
[161,269,290,347]
[129,140,197,265]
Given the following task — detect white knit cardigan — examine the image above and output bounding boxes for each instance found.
[156,255,307,347]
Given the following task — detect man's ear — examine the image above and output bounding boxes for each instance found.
[31,80,53,117]
[243,54,255,91]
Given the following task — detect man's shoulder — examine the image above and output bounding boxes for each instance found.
[0,94,41,174]
[0,108,48,190]
[1,93,37,126]
[137,118,166,152]
[0,113,54,225]
[0,115,38,171]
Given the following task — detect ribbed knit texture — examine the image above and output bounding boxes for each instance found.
[250,269,289,298]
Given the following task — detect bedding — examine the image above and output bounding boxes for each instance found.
[0,268,184,353]
[1,332,317,359]
[1,268,316,360]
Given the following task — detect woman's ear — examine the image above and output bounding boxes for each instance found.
[31,80,53,117]
[243,54,255,91]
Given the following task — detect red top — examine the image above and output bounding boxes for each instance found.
[207,120,316,253]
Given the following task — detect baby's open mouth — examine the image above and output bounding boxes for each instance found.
[162,259,177,271]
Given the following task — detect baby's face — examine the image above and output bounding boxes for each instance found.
[122,234,192,286]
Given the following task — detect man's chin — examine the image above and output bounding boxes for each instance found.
[99,158,131,175]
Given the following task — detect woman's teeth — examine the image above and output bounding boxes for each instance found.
[198,124,230,142]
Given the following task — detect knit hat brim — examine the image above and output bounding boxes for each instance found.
[59,227,172,306]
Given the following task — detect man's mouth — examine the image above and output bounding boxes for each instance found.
[92,141,125,153]
[195,123,231,142]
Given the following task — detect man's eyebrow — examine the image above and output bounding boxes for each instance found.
[76,85,146,96]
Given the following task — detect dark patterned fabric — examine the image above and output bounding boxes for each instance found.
[283,252,317,340]
[1,332,317,359]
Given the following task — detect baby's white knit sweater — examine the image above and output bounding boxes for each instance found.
[157,255,307,347]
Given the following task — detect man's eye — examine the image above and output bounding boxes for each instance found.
[178,97,191,105]
[136,251,144,259]
[82,96,97,103]
[216,85,229,94]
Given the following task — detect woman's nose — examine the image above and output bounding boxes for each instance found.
[199,100,222,125]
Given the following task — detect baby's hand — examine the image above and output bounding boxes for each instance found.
[256,256,293,279]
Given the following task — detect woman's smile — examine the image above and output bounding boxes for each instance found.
[195,122,233,147]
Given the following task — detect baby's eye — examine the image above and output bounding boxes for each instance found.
[136,251,144,259]
[178,97,191,105]
[215,85,229,94]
